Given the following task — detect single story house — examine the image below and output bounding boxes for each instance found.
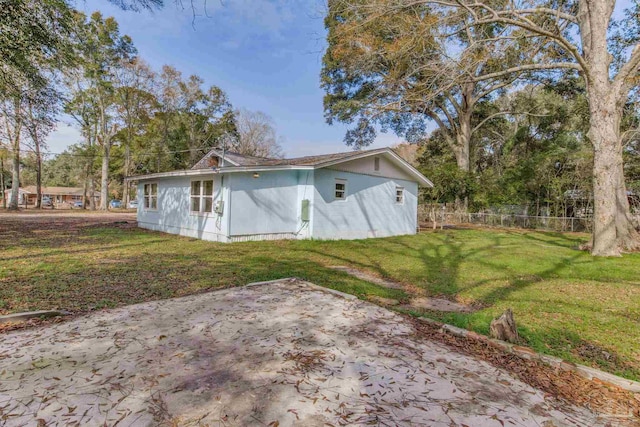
[1,188,30,206]
[20,186,100,206]
[127,147,433,242]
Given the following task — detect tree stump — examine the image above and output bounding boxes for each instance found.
[490,308,519,343]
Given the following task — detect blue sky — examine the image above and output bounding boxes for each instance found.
[48,0,633,158]
[47,0,401,157]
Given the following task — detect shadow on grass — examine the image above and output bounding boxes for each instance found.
[3,222,639,382]
[0,248,407,315]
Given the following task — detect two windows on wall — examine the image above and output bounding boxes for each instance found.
[191,180,214,214]
[395,187,404,204]
[144,183,157,210]
[334,179,405,204]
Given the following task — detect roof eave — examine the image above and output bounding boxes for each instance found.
[126,147,434,187]
[125,164,315,182]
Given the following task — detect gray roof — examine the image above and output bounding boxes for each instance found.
[191,150,274,169]
[192,148,384,170]
[128,146,433,188]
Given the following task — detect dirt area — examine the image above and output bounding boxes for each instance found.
[330,265,475,313]
[0,211,136,233]
[0,279,633,427]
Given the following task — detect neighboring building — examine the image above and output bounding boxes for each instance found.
[128,147,433,242]
[1,188,31,206]
[11,186,100,207]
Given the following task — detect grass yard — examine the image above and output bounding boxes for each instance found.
[1,213,639,381]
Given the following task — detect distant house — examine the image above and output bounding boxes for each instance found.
[128,147,433,242]
[11,186,100,206]
[2,188,31,206]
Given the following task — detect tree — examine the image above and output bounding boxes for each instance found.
[0,144,7,208]
[176,75,236,167]
[67,12,136,210]
[24,87,57,208]
[0,97,24,209]
[41,146,85,188]
[113,58,157,205]
[232,109,284,158]
[138,66,236,170]
[0,0,74,100]
[0,0,72,210]
[322,0,537,175]
[65,72,101,209]
[334,0,640,256]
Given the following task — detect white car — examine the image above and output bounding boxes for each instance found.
[127,200,139,209]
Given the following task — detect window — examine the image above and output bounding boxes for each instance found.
[374,157,380,171]
[395,186,404,204]
[191,180,214,214]
[144,183,158,209]
[335,179,347,200]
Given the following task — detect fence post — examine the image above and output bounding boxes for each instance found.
[571,217,574,232]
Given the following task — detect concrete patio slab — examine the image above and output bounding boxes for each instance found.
[0,280,611,426]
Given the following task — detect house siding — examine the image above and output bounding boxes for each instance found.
[135,159,421,242]
[311,168,418,240]
[137,174,230,242]
[227,171,299,237]
[326,154,416,182]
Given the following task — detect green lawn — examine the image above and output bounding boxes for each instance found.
[1,220,639,381]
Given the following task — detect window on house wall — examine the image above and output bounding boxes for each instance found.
[395,186,404,204]
[374,157,380,171]
[144,183,158,209]
[191,180,214,214]
[335,179,347,200]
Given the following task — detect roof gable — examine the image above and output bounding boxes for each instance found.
[192,149,275,169]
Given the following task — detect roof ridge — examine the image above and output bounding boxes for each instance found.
[281,146,387,162]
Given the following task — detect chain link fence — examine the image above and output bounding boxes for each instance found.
[418,205,594,233]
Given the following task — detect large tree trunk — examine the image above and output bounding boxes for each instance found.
[100,143,110,210]
[588,91,640,256]
[454,122,471,172]
[89,176,96,210]
[35,138,42,209]
[453,102,473,211]
[8,140,20,210]
[123,143,131,206]
[0,156,5,209]
[82,173,89,210]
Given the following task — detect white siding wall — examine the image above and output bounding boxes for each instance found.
[327,154,416,181]
[137,174,230,242]
[311,168,418,240]
[227,171,299,238]
[295,170,314,239]
[135,160,422,242]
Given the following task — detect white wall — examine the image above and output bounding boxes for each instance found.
[137,174,230,242]
[326,154,417,182]
[311,168,418,240]
[227,171,299,237]
[135,162,421,242]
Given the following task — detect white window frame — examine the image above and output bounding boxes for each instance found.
[334,179,347,201]
[374,156,380,171]
[143,182,158,210]
[395,186,405,204]
[190,179,214,215]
